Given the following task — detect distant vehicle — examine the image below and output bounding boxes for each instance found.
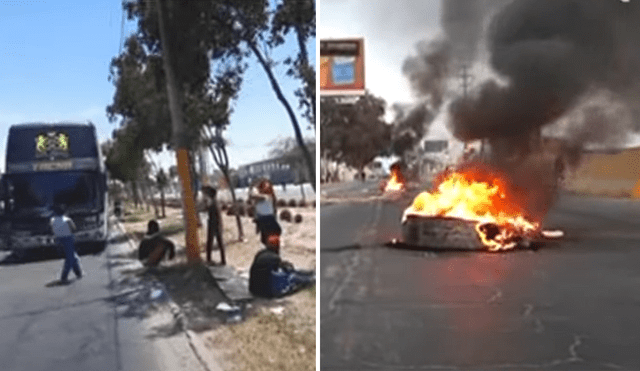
[0,122,108,254]
[236,157,298,189]
[367,160,387,180]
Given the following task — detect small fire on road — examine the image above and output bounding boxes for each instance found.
[384,163,406,192]
[402,164,542,251]
[634,178,640,198]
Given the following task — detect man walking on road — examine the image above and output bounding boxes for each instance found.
[202,186,225,265]
[50,205,83,283]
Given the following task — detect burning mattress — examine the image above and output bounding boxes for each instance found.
[400,164,544,251]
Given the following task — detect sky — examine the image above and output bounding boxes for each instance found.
[319,0,442,111]
[0,0,315,173]
[318,0,460,147]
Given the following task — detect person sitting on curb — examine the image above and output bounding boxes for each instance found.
[249,234,315,298]
[138,220,176,267]
[50,204,83,284]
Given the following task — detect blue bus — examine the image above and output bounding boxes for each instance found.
[0,122,108,254]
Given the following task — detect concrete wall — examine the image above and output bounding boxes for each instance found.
[563,147,640,198]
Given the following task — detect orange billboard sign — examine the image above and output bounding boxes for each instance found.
[320,38,365,95]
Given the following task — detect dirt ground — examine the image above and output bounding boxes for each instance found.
[119,200,316,371]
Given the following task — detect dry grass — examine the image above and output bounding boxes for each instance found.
[206,311,315,371]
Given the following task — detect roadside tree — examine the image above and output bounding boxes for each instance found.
[321,93,391,179]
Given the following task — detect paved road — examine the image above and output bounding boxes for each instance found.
[321,181,640,370]
[0,220,212,371]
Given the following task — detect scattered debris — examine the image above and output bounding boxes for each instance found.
[541,229,565,239]
[270,306,285,316]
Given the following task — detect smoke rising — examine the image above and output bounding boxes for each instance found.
[393,0,640,220]
[449,0,640,147]
[441,0,511,63]
[395,0,512,158]
[391,104,433,156]
[402,39,450,109]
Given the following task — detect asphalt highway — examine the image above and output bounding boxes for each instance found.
[321,181,640,370]
[0,220,210,371]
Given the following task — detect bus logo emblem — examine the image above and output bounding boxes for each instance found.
[35,131,70,157]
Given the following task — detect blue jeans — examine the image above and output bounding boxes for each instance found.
[57,236,82,281]
[271,269,315,297]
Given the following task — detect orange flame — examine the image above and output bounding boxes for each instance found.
[403,164,540,251]
[384,164,406,192]
[384,169,405,192]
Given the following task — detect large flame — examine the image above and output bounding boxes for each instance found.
[403,164,540,251]
[384,168,405,192]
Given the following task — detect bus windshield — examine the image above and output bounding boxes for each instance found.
[5,171,100,214]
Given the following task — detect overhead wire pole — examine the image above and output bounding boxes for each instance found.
[458,63,486,159]
[156,0,201,264]
[459,63,471,100]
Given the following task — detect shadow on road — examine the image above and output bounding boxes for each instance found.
[0,242,107,265]
[384,240,559,254]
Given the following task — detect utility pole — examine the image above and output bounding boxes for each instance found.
[459,64,471,100]
[156,0,201,264]
[458,63,488,160]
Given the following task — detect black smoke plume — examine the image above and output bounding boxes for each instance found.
[449,0,640,145]
[402,39,451,109]
[441,0,640,220]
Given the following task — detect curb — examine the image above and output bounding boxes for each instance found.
[111,217,223,371]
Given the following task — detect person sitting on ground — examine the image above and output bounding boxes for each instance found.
[249,234,315,298]
[138,220,176,267]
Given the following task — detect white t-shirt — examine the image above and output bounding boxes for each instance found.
[50,215,73,237]
[251,188,274,216]
[255,198,274,216]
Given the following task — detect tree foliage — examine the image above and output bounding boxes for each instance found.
[390,104,432,157]
[267,136,314,159]
[107,0,314,189]
[103,127,144,182]
[321,93,391,170]
[269,0,316,128]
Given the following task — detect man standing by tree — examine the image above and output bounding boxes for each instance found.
[202,186,225,265]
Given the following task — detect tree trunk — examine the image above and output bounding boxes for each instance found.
[206,139,244,241]
[157,0,201,264]
[160,188,166,218]
[223,168,244,241]
[294,23,315,127]
[299,182,306,203]
[132,181,141,209]
[148,183,159,217]
[247,40,316,192]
